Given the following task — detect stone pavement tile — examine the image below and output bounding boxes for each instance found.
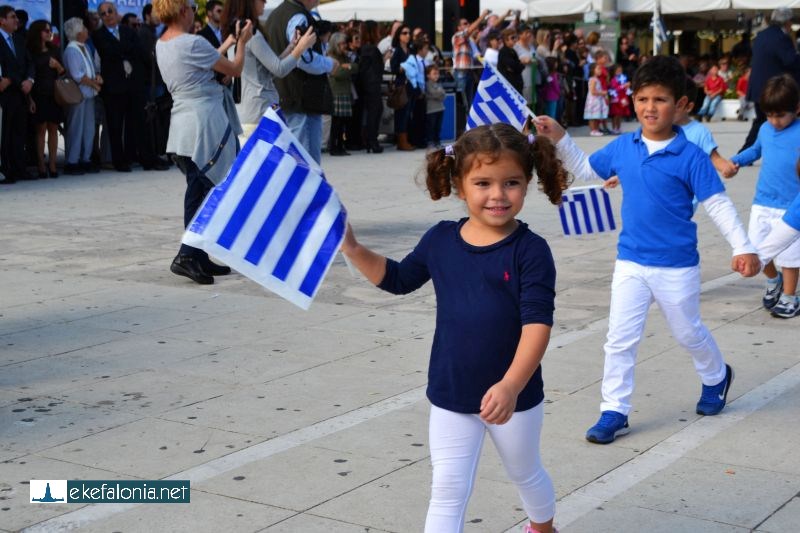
[309,308,435,340]
[0,292,138,337]
[39,417,264,480]
[308,458,528,532]
[160,360,427,438]
[607,456,800,529]
[78,490,295,533]
[563,502,750,533]
[0,269,115,306]
[308,401,430,464]
[68,304,216,335]
[335,337,429,374]
[52,369,238,417]
[756,496,800,533]
[263,513,392,532]
[686,384,800,476]
[0,398,141,457]
[196,445,395,513]
[0,322,132,364]
[1,334,226,396]
[157,300,363,347]
[0,455,126,532]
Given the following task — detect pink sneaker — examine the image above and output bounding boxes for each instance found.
[523,525,558,533]
[589,130,603,137]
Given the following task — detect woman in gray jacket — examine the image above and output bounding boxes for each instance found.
[222,0,316,135]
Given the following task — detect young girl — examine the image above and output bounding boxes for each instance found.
[608,64,631,134]
[584,62,609,136]
[341,124,569,533]
[327,32,358,156]
[543,56,561,121]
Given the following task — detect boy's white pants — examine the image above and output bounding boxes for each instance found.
[601,260,728,415]
[425,403,555,532]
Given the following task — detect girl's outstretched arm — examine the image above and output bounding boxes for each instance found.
[480,323,551,425]
[341,223,387,285]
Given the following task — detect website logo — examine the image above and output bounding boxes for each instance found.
[30,480,67,503]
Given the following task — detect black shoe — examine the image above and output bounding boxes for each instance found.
[64,164,85,176]
[366,143,384,154]
[37,171,48,179]
[344,143,364,151]
[200,261,232,276]
[80,162,100,174]
[143,160,170,171]
[170,255,214,285]
[19,171,36,180]
[49,169,59,179]
[114,164,132,173]
[0,176,15,184]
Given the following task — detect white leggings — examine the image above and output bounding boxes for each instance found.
[424,403,555,533]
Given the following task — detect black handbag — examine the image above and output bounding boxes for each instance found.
[386,78,408,110]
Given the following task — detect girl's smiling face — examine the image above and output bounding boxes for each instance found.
[457,153,528,239]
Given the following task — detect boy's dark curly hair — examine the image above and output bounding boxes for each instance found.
[424,123,570,205]
[760,74,800,114]
[632,55,686,101]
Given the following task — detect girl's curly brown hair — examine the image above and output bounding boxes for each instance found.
[424,123,570,205]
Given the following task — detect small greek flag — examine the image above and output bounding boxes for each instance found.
[182,107,346,310]
[652,1,668,53]
[559,186,617,236]
[467,61,534,131]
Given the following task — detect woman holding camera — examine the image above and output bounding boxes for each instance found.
[221,0,316,136]
[153,0,252,285]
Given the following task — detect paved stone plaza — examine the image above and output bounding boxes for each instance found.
[1,120,798,532]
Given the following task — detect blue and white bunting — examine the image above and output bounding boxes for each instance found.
[558,186,617,237]
[467,61,534,131]
[182,107,346,310]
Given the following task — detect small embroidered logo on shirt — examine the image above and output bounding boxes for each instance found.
[503,271,510,282]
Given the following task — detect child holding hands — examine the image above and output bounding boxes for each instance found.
[342,124,569,533]
[534,56,760,445]
[730,74,800,318]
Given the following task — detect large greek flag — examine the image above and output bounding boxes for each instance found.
[559,186,617,236]
[182,108,346,310]
[467,62,534,131]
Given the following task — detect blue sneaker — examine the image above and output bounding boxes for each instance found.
[763,273,783,309]
[696,364,734,416]
[585,411,629,444]
[770,295,800,318]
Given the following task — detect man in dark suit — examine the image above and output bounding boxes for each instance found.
[0,5,34,183]
[740,7,800,152]
[197,0,232,89]
[92,2,148,172]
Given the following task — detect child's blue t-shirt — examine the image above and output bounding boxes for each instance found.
[730,119,800,209]
[784,193,800,231]
[378,220,555,414]
[680,119,717,155]
[588,127,725,267]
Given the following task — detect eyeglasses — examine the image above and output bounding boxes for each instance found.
[100,9,114,16]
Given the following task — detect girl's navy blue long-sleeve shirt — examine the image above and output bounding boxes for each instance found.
[378,219,556,413]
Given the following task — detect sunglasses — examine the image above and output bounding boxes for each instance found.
[100,9,114,16]
[400,31,410,35]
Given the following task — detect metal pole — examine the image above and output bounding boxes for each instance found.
[59,0,65,51]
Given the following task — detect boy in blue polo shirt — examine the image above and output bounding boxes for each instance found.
[534,56,760,444]
[730,74,800,318]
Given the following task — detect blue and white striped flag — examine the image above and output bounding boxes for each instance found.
[652,0,668,54]
[467,61,534,131]
[559,185,617,236]
[182,107,346,310]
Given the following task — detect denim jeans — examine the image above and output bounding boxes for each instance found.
[174,155,214,259]
[698,95,722,118]
[285,112,322,164]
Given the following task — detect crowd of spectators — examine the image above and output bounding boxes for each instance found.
[0,1,795,187]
